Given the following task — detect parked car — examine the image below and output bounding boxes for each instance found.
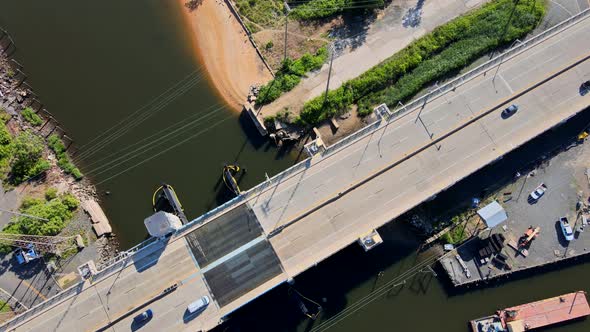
[15,244,40,265]
[188,296,210,314]
[501,104,519,118]
[132,309,153,324]
[528,183,547,201]
[582,80,590,90]
[559,217,574,241]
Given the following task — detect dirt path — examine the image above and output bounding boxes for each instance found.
[178,0,273,111]
[258,0,489,118]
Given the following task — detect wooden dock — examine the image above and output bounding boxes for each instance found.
[82,200,112,237]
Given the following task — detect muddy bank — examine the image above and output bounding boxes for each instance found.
[178,0,272,111]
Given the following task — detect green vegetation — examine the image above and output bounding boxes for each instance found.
[48,134,83,180]
[0,189,79,252]
[265,40,274,50]
[21,107,43,126]
[9,131,50,184]
[300,0,546,124]
[235,0,284,27]
[0,300,10,313]
[0,119,13,180]
[291,0,384,20]
[45,187,58,201]
[257,47,328,104]
[441,216,469,245]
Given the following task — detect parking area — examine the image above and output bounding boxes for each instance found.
[441,137,590,286]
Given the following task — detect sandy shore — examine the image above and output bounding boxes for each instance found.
[178,0,272,111]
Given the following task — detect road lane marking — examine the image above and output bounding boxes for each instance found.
[21,280,47,301]
[268,51,590,237]
[498,74,514,94]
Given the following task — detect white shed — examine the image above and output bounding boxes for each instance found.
[144,211,182,237]
[477,201,508,228]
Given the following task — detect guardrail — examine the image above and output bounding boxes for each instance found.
[318,7,590,158]
[3,8,590,332]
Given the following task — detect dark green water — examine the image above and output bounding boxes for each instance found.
[1,2,589,332]
[0,0,295,248]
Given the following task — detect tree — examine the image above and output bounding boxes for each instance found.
[10,131,49,184]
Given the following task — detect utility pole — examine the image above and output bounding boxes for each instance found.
[283,2,291,62]
[324,44,335,104]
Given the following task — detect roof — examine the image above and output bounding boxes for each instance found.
[477,201,507,228]
[500,291,590,330]
[144,211,182,237]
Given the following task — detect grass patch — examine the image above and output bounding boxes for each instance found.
[290,0,384,20]
[21,107,43,126]
[235,0,284,27]
[0,118,13,181]
[441,224,469,245]
[0,189,79,253]
[48,134,83,180]
[300,0,546,124]
[257,47,328,105]
[0,300,10,313]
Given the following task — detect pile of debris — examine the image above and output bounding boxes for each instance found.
[248,84,260,104]
[269,119,303,146]
[184,0,204,11]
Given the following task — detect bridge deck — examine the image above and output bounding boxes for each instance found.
[5,11,590,332]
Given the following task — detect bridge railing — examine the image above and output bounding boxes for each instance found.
[320,7,590,157]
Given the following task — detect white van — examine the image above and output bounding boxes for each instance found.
[188,296,210,314]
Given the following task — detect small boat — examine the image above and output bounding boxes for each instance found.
[152,183,188,224]
[288,287,322,320]
[470,291,590,332]
[222,164,242,196]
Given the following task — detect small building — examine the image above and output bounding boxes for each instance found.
[477,201,508,228]
[144,211,182,238]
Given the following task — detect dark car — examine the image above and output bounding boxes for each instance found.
[133,309,153,324]
[582,80,590,95]
[501,104,518,118]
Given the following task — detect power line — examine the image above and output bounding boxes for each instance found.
[73,70,205,161]
[82,103,225,171]
[85,105,226,176]
[94,114,234,186]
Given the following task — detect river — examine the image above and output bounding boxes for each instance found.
[1,1,589,332]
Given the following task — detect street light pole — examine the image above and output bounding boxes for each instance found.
[324,44,335,104]
[283,2,291,62]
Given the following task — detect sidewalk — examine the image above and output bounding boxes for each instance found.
[258,0,488,118]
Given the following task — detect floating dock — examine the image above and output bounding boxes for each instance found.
[470,291,590,332]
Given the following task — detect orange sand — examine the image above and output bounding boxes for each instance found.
[178,0,272,111]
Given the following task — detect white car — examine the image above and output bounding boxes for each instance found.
[559,217,574,241]
[529,183,547,201]
[188,296,210,314]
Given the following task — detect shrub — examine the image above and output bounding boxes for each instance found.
[257,47,328,105]
[300,0,546,124]
[265,40,274,50]
[9,131,50,184]
[48,134,83,180]
[45,187,58,201]
[0,193,80,252]
[291,0,384,20]
[21,107,43,126]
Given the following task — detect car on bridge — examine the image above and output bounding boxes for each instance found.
[581,80,590,96]
[501,104,519,119]
[132,309,153,325]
